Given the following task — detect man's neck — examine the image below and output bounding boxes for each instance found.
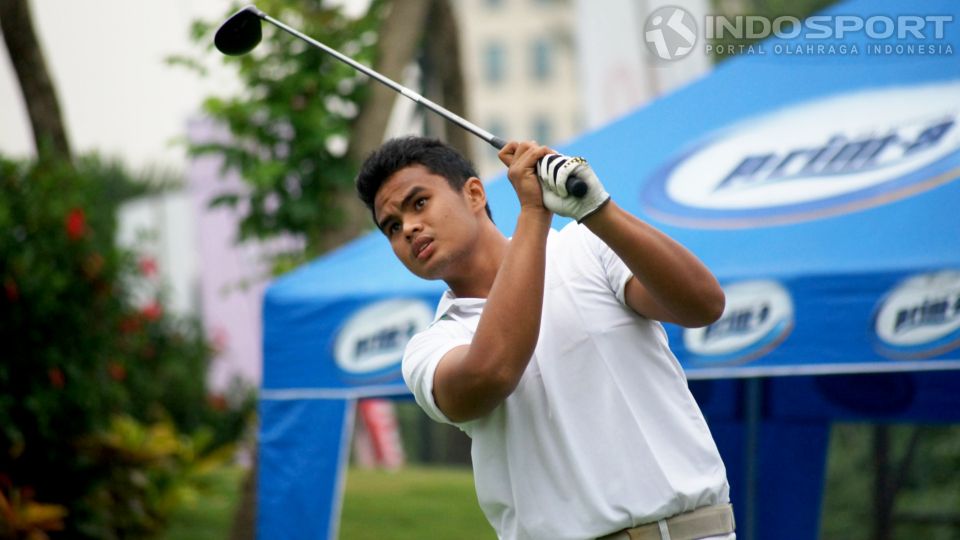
[444,223,508,299]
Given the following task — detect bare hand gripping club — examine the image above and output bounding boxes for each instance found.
[213,5,589,199]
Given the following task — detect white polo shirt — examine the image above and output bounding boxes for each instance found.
[402,222,730,540]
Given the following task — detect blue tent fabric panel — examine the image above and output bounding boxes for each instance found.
[753,421,830,540]
[259,398,353,540]
[263,293,442,392]
[668,269,960,377]
[690,373,960,540]
[708,419,830,540]
[266,233,446,302]
[771,371,960,422]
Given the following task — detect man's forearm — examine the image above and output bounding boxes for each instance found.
[583,201,724,327]
[467,208,551,392]
[434,207,551,422]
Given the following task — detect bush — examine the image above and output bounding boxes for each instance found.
[0,155,254,539]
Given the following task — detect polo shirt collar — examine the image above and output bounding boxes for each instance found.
[431,229,557,324]
[433,290,486,323]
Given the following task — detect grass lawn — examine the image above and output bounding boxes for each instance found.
[162,465,246,540]
[341,467,493,540]
[163,465,493,539]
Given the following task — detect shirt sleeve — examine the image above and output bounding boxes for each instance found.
[568,222,634,306]
[402,324,472,426]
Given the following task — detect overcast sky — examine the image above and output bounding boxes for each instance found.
[0,0,369,172]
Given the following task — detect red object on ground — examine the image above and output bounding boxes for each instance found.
[357,399,405,469]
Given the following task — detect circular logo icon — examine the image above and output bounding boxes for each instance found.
[644,6,698,61]
[873,270,960,359]
[683,280,794,365]
[642,81,960,228]
[334,298,433,378]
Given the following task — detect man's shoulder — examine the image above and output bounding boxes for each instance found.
[408,302,477,349]
[546,221,597,262]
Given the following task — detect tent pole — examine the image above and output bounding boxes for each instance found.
[744,377,762,540]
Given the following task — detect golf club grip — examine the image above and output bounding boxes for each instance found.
[489,137,588,199]
[565,176,589,198]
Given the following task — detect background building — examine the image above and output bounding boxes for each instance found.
[453,0,584,177]
[453,0,710,177]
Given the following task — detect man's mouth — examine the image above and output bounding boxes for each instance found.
[412,237,434,260]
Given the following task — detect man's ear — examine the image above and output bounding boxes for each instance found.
[463,177,487,214]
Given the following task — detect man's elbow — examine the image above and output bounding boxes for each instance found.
[440,362,522,422]
[700,285,726,327]
[681,285,725,328]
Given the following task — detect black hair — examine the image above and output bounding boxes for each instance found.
[355,136,492,225]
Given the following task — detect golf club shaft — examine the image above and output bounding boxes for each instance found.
[258,11,507,149]
[245,6,586,198]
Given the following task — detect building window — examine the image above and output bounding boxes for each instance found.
[484,42,506,84]
[532,116,552,146]
[531,38,552,81]
[486,0,503,7]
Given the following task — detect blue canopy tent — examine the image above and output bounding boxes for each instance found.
[258,0,960,537]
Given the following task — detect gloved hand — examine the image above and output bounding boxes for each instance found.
[537,154,611,223]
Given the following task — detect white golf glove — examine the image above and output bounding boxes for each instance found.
[537,154,611,222]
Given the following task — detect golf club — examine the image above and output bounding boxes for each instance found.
[214,5,589,198]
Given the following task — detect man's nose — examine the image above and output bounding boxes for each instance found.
[403,220,423,241]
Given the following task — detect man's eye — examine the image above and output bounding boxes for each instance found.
[415,197,427,209]
[388,222,401,234]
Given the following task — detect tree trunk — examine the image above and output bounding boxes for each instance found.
[422,0,473,162]
[349,0,433,163]
[872,425,893,540]
[0,0,71,160]
[228,448,257,540]
[310,0,434,254]
[872,426,922,540]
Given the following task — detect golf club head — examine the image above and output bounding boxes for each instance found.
[214,5,265,56]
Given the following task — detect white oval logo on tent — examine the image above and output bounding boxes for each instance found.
[643,81,960,227]
[874,270,960,358]
[684,280,794,364]
[334,299,433,375]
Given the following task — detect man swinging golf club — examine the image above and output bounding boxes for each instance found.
[356,137,735,540]
[213,7,733,537]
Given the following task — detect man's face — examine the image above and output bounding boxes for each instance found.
[373,164,482,281]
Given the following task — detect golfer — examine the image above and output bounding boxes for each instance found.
[356,137,734,540]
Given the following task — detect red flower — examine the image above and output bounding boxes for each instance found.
[107,362,127,382]
[3,277,17,302]
[138,256,158,278]
[141,301,163,321]
[48,367,65,389]
[65,208,87,240]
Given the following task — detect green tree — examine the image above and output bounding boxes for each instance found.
[175,3,472,537]
[0,0,70,160]
[821,424,960,540]
[0,1,254,536]
[173,0,472,272]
